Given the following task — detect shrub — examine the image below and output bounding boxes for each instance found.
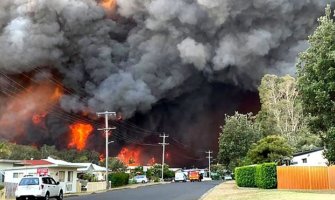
[255,165,262,188]
[80,173,98,182]
[235,165,257,187]
[108,172,129,187]
[153,176,160,182]
[256,163,277,189]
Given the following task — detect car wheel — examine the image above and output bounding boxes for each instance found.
[57,190,63,200]
[44,192,50,200]
[15,198,20,200]
[142,180,145,183]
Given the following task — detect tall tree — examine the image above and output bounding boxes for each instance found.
[297,5,335,163]
[259,75,301,139]
[217,112,260,170]
[258,74,320,150]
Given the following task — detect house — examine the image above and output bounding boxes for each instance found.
[0,160,21,184]
[291,148,328,166]
[4,157,82,193]
[77,163,107,181]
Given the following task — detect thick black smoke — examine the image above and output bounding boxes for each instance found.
[0,0,331,165]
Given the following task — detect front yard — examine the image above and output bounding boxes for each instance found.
[203,181,335,200]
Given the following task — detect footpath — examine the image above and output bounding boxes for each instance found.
[65,181,169,198]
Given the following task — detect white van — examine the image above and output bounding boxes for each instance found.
[174,171,187,182]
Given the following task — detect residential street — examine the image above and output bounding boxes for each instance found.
[66,181,221,200]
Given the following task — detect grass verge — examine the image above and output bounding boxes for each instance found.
[202,181,335,200]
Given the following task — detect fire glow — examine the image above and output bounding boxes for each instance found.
[117,147,141,167]
[68,123,93,151]
[0,81,63,139]
[100,0,117,13]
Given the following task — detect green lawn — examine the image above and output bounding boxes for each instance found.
[203,181,335,200]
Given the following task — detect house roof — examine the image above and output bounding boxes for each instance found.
[0,159,21,164]
[21,160,53,166]
[4,157,83,171]
[76,163,106,172]
[293,147,324,157]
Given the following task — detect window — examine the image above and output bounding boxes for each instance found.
[302,158,307,163]
[59,171,65,182]
[13,173,23,179]
[49,178,57,185]
[42,177,51,184]
[67,171,73,182]
[19,178,39,186]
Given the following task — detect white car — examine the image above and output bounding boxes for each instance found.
[133,175,148,183]
[224,174,233,180]
[15,175,63,200]
[174,172,187,182]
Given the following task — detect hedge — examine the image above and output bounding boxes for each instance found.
[235,163,277,189]
[108,172,129,187]
[235,165,257,187]
[256,163,277,189]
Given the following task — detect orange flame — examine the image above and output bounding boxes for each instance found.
[68,123,93,151]
[99,154,105,162]
[100,0,117,13]
[117,147,141,166]
[0,81,63,139]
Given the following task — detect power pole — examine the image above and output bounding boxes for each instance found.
[206,150,213,179]
[97,111,116,189]
[159,133,169,181]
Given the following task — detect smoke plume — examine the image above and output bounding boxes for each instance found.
[0,0,332,165]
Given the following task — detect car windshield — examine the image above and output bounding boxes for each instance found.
[135,175,144,179]
[19,178,39,186]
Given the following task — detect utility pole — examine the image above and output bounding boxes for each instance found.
[97,111,116,189]
[159,133,169,181]
[206,150,213,179]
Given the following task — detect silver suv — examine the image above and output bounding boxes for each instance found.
[15,175,63,200]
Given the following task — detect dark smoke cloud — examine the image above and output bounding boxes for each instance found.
[0,0,330,118]
[0,1,332,164]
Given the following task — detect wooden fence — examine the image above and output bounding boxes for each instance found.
[277,166,335,190]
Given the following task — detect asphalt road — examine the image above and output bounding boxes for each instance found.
[67,181,221,200]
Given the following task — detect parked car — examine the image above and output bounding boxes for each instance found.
[174,171,187,182]
[223,174,233,180]
[133,175,148,183]
[15,175,63,200]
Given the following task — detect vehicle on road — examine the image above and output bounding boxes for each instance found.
[189,171,201,182]
[174,171,187,182]
[223,174,233,180]
[133,175,148,183]
[15,175,63,200]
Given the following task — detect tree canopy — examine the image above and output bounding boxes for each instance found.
[99,157,127,172]
[297,5,335,163]
[218,112,260,170]
[0,140,100,163]
[245,135,293,164]
[258,74,321,151]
